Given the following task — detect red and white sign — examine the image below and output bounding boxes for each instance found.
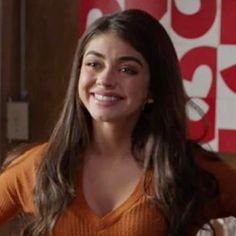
[79,0,236,153]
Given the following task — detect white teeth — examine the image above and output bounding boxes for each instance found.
[94,94,119,102]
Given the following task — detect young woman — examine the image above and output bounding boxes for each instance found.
[0,9,236,236]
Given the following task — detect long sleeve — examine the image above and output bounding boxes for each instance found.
[0,144,46,224]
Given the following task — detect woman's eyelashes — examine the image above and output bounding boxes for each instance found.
[119,66,138,75]
[83,59,139,75]
[84,61,103,70]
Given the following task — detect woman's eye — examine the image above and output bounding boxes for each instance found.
[85,62,101,70]
[120,67,138,75]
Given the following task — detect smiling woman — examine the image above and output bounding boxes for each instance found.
[0,9,236,236]
[78,32,150,124]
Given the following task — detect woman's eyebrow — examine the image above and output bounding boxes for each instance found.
[118,56,144,67]
[84,51,144,67]
[84,50,105,58]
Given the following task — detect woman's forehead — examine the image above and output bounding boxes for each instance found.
[83,32,146,62]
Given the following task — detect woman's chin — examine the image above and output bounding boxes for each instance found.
[92,114,118,123]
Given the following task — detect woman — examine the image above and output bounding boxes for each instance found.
[0,9,236,236]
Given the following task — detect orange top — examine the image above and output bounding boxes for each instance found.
[0,144,236,235]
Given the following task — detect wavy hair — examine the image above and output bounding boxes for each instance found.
[21,9,219,235]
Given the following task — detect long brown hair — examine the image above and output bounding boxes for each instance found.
[21,9,219,235]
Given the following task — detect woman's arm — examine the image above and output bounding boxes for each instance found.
[0,144,45,225]
[0,163,22,224]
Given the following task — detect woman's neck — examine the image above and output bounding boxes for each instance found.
[88,121,134,159]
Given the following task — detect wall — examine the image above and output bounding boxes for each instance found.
[0,0,78,158]
[0,0,78,235]
[0,0,21,163]
[26,0,79,142]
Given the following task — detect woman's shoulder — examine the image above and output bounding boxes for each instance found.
[0,143,48,218]
[4,143,47,171]
[192,145,236,191]
[193,145,236,218]
[0,143,48,181]
[193,145,235,176]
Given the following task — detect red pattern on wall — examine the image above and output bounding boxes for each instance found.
[79,0,236,152]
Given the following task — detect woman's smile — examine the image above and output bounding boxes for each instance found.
[78,32,150,123]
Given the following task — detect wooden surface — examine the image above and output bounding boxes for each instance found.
[0,0,78,158]
[0,0,78,235]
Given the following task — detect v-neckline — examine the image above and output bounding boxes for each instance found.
[77,170,144,229]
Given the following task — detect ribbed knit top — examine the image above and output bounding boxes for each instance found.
[0,144,236,235]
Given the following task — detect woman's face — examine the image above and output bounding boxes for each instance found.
[78,32,150,125]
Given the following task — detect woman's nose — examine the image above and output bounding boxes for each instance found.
[96,68,116,88]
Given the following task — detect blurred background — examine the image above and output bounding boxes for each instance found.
[0,1,78,233]
[0,0,78,161]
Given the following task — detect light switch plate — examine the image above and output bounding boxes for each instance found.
[7,101,29,140]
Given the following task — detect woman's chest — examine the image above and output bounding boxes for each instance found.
[53,194,168,236]
[52,163,168,235]
[82,156,144,217]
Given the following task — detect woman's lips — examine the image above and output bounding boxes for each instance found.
[91,92,123,104]
[93,93,120,102]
